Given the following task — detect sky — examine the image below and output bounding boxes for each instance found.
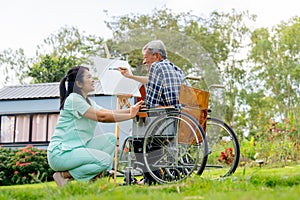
[0,0,299,58]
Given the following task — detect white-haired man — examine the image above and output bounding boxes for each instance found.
[118,40,186,185]
[119,40,185,109]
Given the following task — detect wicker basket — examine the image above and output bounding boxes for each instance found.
[178,84,209,144]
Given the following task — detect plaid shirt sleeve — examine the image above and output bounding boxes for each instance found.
[145,60,185,108]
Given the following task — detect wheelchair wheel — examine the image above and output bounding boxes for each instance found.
[199,117,240,178]
[142,111,208,184]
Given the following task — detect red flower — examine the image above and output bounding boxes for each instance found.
[19,162,31,167]
[16,161,31,167]
[123,147,130,153]
[218,147,235,164]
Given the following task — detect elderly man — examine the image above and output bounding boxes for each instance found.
[119,40,185,108]
[118,40,186,185]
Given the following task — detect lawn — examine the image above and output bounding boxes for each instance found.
[1,165,300,200]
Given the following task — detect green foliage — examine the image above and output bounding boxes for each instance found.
[105,9,300,151]
[0,48,29,85]
[105,8,257,127]
[26,54,79,83]
[25,26,106,83]
[240,118,300,167]
[36,26,104,59]
[1,26,104,85]
[240,137,256,162]
[105,8,182,39]
[248,17,300,135]
[0,145,54,186]
[0,148,13,185]
[1,7,300,154]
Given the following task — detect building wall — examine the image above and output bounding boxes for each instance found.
[0,95,135,148]
[0,99,60,115]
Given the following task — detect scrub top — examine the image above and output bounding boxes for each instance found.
[47,93,102,152]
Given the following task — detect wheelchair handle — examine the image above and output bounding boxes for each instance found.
[183,76,203,81]
[183,75,225,91]
[208,84,225,90]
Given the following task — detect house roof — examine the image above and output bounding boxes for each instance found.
[0,81,104,100]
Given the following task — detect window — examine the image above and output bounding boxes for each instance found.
[0,113,59,144]
[1,116,15,142]
[47,114,59,141]
[32,114,47,142]
[15,115,30,142]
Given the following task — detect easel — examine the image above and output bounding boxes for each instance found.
[103,43,132,185]
[113,94,131,185]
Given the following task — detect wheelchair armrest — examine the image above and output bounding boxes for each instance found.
[139,105,175,112]
[137,111,148,118]
[141,106,175,115]
[136,106,176,119]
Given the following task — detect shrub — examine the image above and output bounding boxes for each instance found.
[0,147,13,185]
[240,117,300,167]
[0,145,54,186]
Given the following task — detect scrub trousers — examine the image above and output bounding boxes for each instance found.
[47,133,117,181]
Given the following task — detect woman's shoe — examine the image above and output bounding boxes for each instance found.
[137,178,144,185]
[53,172,70,187]
[91,172,103,181]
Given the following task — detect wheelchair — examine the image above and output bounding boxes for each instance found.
[117,78,240,185]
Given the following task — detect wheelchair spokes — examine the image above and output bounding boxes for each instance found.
[142,111,208,184]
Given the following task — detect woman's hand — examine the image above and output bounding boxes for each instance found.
[129,100,144,118]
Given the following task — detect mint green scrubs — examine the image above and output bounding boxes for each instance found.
[47,93,117,181]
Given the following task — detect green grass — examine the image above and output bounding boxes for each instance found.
[1,165,300,200]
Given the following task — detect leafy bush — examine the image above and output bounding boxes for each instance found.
[240,116,300,167]
[0,145,54,186]
[0,147,13,185]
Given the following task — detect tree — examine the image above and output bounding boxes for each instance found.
[104,8,221,87]
[0,48,29,86]
[36,26,104,60]
[1,26,105,84]
[184,9,256,126]
[105,8,256,128]
[26,55,79,83]
[28,26,105,83]
[248,17,300,137]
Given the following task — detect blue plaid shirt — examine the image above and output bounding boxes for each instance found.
[145,59,185,108]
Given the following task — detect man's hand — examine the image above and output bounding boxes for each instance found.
[118,67,132,78]
[118,67,148,84]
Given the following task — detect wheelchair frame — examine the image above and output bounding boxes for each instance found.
[116,78,240,185]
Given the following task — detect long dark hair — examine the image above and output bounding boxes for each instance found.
[59,66,91,110]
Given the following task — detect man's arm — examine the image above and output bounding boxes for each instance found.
[128,75,148,84]
[118,67,148,84]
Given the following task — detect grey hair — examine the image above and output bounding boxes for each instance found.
[142,40,167,59]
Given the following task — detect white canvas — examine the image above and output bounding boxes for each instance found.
[91,57,141,97]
